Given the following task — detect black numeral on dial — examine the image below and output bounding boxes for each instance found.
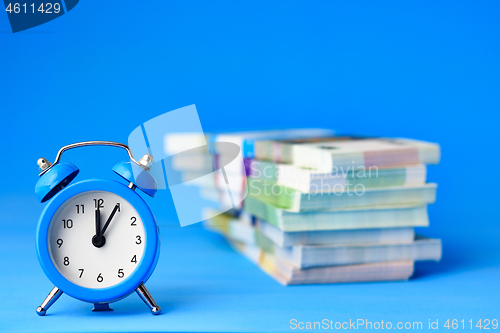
[97,273,103,283]
[78,269,84,278]
[75,205,84,214]
[131,255,137,264]
[63,257,70,266]
[93,199,104,209]
[118,269,124,278]
[131,216,136,226]
[56,239,63,248]
[63,219,73,228]
[136,235,142,244]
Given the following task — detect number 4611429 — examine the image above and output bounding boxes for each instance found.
[444,319,498,329]
[5,3,61,14]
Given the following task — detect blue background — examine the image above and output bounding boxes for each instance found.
[1,1,499,332]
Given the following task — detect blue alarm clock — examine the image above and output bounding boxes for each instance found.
[34,141,161,316]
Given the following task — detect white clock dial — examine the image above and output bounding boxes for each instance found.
[48,191,145,289]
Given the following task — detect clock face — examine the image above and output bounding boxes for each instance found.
[48,191,145,289]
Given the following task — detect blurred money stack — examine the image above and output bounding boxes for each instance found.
[169,129,442,285]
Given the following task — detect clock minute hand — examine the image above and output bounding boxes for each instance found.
[92,208,105,248]
[95,208,101,238]
[100,204,120,236]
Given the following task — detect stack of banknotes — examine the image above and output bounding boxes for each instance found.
[168,129,442,285]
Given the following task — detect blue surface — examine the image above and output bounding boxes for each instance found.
[1,0,500,331]
[36,179,160,304]
[3,220,500,332]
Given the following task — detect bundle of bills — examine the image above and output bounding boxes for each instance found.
[168,129,442,285]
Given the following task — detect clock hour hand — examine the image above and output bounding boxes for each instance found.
[100,204,120,236]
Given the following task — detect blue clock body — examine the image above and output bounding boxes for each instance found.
[36,178,160,304]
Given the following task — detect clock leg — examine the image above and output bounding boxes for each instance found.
[36,286,63,316]
[92,303,113,312]
[136,284,161,315]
